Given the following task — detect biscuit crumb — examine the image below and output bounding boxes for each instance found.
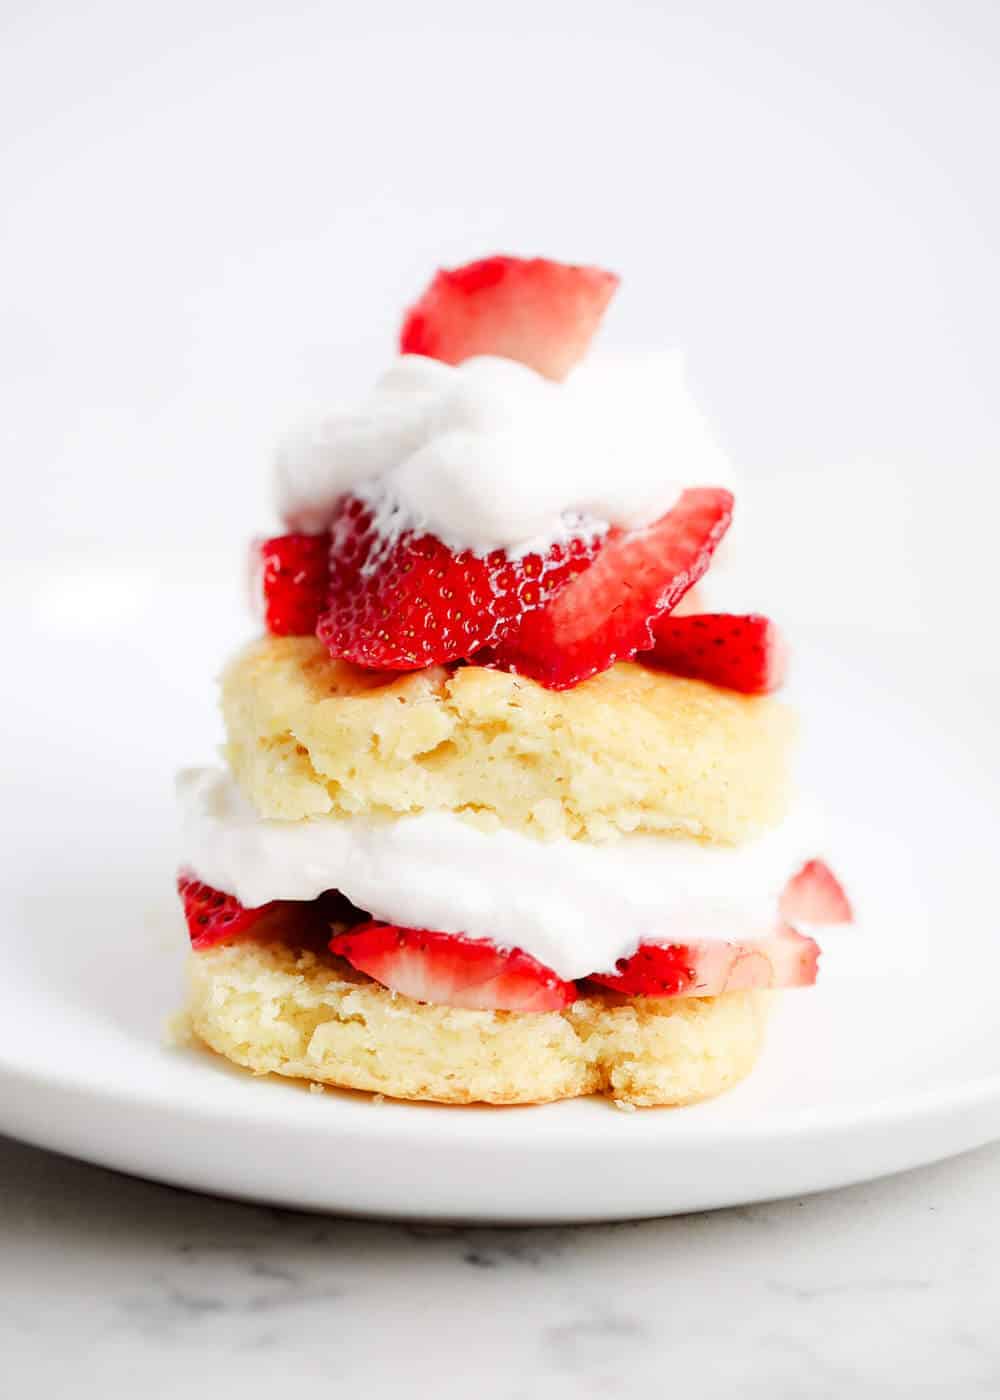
[308,1082,325,1095]
[165,1010,193,1048]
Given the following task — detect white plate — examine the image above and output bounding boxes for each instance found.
[2,557,998,1222]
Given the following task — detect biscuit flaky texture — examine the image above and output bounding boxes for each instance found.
[221,636,795,843]
[187,942,771,1107]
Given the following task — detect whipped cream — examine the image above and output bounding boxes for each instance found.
[275,352,732,556]
[179,768,821,981]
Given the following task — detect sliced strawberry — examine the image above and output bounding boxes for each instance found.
[399,255,619,381]
[178,874,359,951]
[641,613,788,694]
[177,872,282,951]
[492,487,734,689]
[781,860,854,925]
[588,925,820,998]
[316,494,602,669]
[329,922,577,1013]
[257,533,331,636]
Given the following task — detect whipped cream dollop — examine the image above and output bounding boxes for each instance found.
[275,352,732,556]
[179,768,821,981]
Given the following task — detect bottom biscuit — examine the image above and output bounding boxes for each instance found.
[186,942,771,1108]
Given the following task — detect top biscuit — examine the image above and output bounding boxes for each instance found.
[221,636,795,844]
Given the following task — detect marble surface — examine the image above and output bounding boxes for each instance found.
[2,1135,998,1397]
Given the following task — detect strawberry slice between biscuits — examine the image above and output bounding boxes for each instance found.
[587,924,821,998]
[780,859,854,925]
[492,487,734,689]
[329,922,577,1013]
[316,494,603,669]
[178,874,359,952]
[178,872,282,951]
[399,255,619,381]
[181,862,851,1006]
[641,613,788,694]
[588,861,851,998]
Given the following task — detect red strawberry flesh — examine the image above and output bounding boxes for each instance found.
[329,922,577,1013]
[641,613,788,694]
[588,924,821,998]
[399,255,619,381]
[257,533,331,637]
[178,874,360,951]
[178,872,281,951]
[316,494,602,669]
[493,487,734,689]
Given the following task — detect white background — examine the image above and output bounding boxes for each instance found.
[2,0,998,629]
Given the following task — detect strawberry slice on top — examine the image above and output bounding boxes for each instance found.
[330,922,577,1013]
[399,255,619,381]
[642,613,788,695]
[492,487,734,690]
[316,494,602,669]
[256,532,331,637]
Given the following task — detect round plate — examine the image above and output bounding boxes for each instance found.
[2,556,998,1222]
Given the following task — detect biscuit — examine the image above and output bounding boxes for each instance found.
[221,636,794,843]
[186,941,771,1107]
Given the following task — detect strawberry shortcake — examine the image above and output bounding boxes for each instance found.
[177,255,852,1107]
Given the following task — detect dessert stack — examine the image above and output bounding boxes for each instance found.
[177,255,851,1107]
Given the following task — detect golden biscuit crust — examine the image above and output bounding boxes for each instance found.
[221,636,794,843]
[186,942,771,1107]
